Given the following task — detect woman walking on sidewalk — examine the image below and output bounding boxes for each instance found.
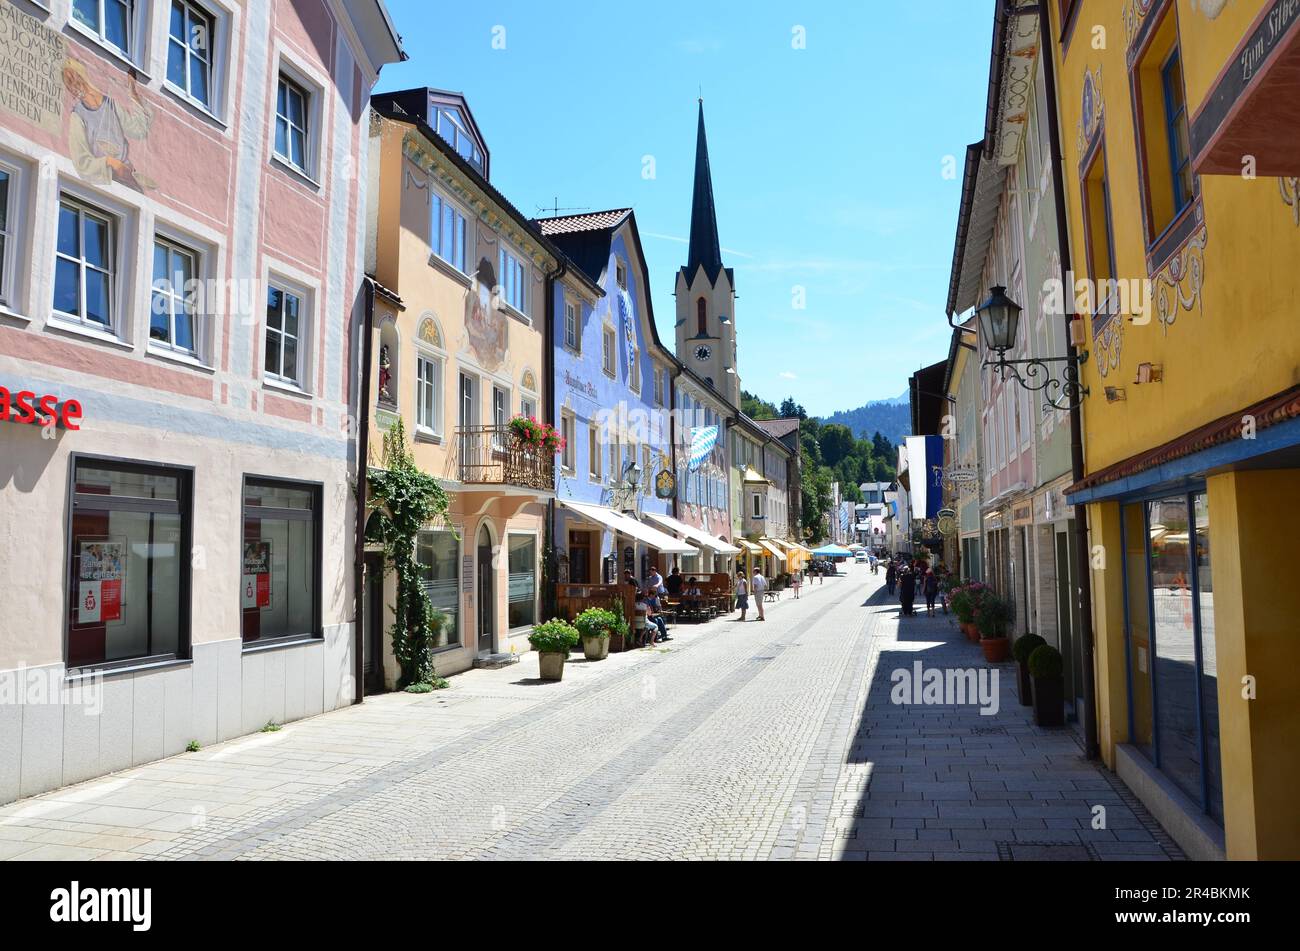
[735,570,750,621]
[923,566,940,617]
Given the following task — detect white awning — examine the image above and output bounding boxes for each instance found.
[758,539,787,562]
[559,500,694,554]
[642,512,742,555]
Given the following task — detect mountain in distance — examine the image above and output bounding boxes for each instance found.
[821,393,910,445]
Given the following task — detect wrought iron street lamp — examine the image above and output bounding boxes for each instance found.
[977,285,1089,411]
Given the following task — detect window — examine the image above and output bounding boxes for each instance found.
[430,191,467,272]
[616,261,627,290]
[629,346,641,394]
[520,394,536,422]
[417,529,460,649]
[602,325,615,376]
[458,372,477,429]
[54,198,116,331]
[0,166,12,306]
[561,411,575,471]
[67,459,191,669]
[73,0,134,57]
[166,0,214,108]
[1122,493,1222,822]
[492,385,507,430]
[274,73,310,174]
[1161,49,1193,214]
[416,352,443,436]
[588,422,601,481]
[1081,147,1117,318]
[563,298,579,351]
[653,367,664,406]
[752,493,762,519]
[498,246,526,313]
[264,284,303,385]
[432,105,485,176]
[1133,13,1195,244]
[150,238,197,354]
[241,478,320,644]
[507,533,537,629]
[697,297,707,336]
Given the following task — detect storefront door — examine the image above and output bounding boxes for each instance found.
[477,525,494,654]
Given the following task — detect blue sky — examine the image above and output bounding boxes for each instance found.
[377,0,994,418]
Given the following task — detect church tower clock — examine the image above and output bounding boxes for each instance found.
[675,101,739,406]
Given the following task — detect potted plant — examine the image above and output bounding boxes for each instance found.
[1010,633,1046,706]
[976,594,1012,662]
[574,607,615,661]
[608,600,631,653]
[950,583,984,641]
[528,618,579,681]
[508,415,566,455]
[1028,644,1065,727]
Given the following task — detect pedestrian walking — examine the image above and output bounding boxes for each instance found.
[885,559,897,596]
[899,564,917,617]
[734,570,750,621]
[751,568,768,621]
[791,569,802,599]
[923,567,940,617]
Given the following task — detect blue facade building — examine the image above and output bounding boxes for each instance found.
[538,210,692,584]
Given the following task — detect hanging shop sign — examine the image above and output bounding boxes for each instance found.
[0,385,83,429]
[654,468,677,499]
[241,541,272,610]
[77,539,125,624]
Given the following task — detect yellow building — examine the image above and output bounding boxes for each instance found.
[361,89,601,684]
[1048,0,1300,859]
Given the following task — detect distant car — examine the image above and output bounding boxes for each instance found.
[854,551,868,563]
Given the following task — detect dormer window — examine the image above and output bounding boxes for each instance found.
[433,105,485,176]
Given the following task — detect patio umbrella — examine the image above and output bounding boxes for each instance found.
[811,544,853,557]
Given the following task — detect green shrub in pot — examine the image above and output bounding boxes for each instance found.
[528,619,579,654]
[574,607,616,641]
[1028,643,1064,679]
[1012,633,1047,665]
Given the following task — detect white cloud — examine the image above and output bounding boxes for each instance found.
[780,371,798,380]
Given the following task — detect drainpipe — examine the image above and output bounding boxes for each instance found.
[352,278,377,705]
[543,259,564,620]
[1040,0,1101,760]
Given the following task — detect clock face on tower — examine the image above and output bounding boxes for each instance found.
[694,345,712,362]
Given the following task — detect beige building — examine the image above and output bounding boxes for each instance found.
[362,90,600,683]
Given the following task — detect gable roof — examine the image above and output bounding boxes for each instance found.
[752,417,801,440]
[538,208,672,360]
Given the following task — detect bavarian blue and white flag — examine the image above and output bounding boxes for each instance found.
[687,425,720,471]
[906,435,945,521]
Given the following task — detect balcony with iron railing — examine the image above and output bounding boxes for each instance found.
[455,425,555,492]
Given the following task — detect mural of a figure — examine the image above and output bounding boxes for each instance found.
[62,58,155,191]
[465,257,507,370]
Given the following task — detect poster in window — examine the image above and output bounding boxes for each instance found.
[78,538,125,624]
[242,540,272,610]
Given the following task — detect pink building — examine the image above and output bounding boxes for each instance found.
[0,0,402,804]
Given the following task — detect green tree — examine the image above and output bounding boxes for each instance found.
[819,424,856,468]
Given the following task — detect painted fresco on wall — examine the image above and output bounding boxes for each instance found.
[62,57,155,191]
[465,257,507,370]
[0,2,156,191]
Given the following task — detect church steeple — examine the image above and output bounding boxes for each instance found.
[684,100,725,286]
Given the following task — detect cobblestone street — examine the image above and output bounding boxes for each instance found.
[0,565,1179,861]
